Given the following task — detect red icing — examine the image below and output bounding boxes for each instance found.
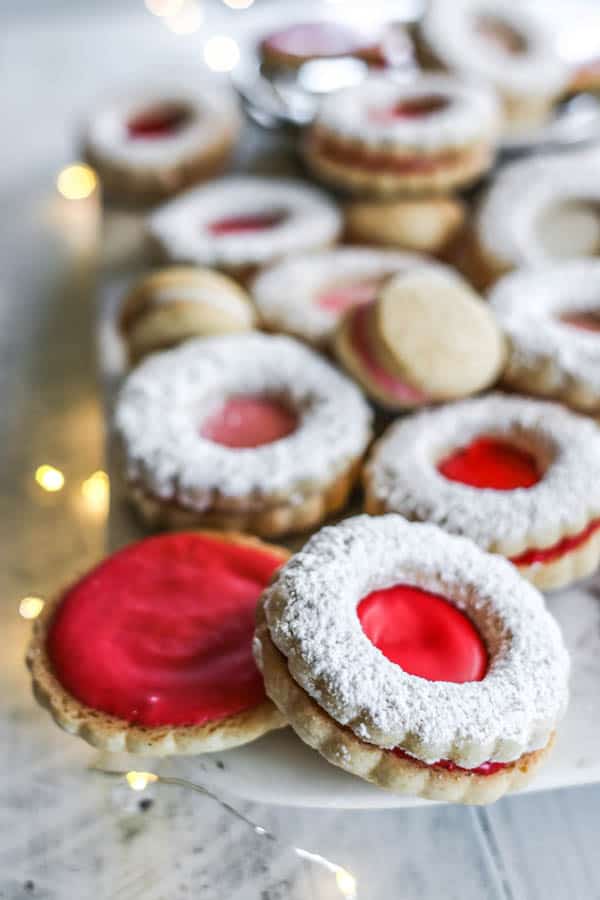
[560,311,600,332]
[207,212,286,236]
[357,584,488,683]
[200,395,297,448]
[510,517,600,567]
[127,103,191,139]
[317,278,382,313]
[263,22,375,59]
[438,436,541,490]
[369,95,449,123]
[392,747,507,776]
[46,533,284,727]
[348,304,429,404]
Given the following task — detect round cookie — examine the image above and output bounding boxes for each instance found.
[28,531,289,754]
[304,74,500,197]
[120,266,256,363]
[344,196,465,255]
[260,20,384,70]
[147,176,342,281]
[83,83,241,203]
[417,0,569,135]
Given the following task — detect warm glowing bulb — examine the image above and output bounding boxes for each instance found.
[19,596,45,620]
[35,465,65,492]
[126,771,159,791]
[335,868,357,898]
[166,0,204,34]
[56,164,97,201]
[81,470,110,515]
[203,35,240,71]
[222,0,254,8]
[145,0,185,16]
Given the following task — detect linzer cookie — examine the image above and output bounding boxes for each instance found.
[147,176,342,280]
[255,515,569,804]
[490,262,600,413]
[416,0,568,134]
[114,333,372,537]
[120,266,256,364]
[260,20,384,70]
[344,196,465,255]
[27,531,288,754]
[83,84,241,202]
[334,268,505,409]
[252,247,444,348]
[365,394,600,590]
[304,74,500,196]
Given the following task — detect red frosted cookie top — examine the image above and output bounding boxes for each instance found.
[47,533,285,727]
[438,436,541,490]
[317,278,381,313]
[370,95,449,123]
[358,583,488,683]
[200,395,298,449]
[208,212,286,236]
[127,103,191,139]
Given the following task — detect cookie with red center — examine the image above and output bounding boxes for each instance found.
[304,74,499,197]
[459,154,600,290]
[365,393,600,590]
[83,84,241,203]
[114,332,372,537]
[255,514,569,804]
[416,0,568,136]
[119,266,256,364]
[251,247,445,348]
[27,531,289,754]
[334,268,505,410]
[490,262,600,413]
[260,20,385,70]
[147,176,342,282]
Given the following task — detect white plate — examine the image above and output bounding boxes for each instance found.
[99,267,600,810]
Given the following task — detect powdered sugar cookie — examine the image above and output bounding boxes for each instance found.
[84,84,241,203]
[147,176,342,281]
[365,394,600,590]
[490,261,600,412]
[28,531,288,754]
[345,196,465,255]
[115,333,372,537]
[120,266,256,363]
[304,74,500,197]
[251,247,443,348]
[255,514,569,803]
[260,21,384,70]
[417,0,569,135]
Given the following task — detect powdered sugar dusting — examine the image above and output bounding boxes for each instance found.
[490,262,600,393]
[366,394,600,555]
[263,514,569,767]
[114,332,372,505]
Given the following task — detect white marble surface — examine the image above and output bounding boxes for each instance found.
[3,3,600,899]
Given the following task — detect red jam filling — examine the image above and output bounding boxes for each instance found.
[263,22,375,59]
[207,212,286,236]
[200,395,297,449]
[358,584,488,683]
[559,311,600,332]
[311,134,463,175]
[127,103,191,139]
[348,304,429,404]
[510,518,600,567]
[317,277,382,313]
[438,436,541,490]
[392,747,508,776]
[46,533,284,727]
[369,95,449,123]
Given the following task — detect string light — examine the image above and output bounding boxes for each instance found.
[35,465,65,493]
[203,35,240,72]
[165,0,204,34]
[56,164,97,201]
[126,771,159,791]
[19,596,45,620]
[81,470,110,516]
[222,0,254,8]
[145,0,185,16]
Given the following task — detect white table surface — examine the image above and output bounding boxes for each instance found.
[3,3,600,899]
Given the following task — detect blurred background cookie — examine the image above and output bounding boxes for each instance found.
[260,20,384,70]
[344,196,465,255]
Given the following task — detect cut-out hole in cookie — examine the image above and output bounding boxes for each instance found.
[127,103,193,139]
[559,309,600,332]
[316,277,384,313]
[475,15,528,55]
[358,583,488,683]
[437,436,541,490]
[200,395,298,449]
[369,94,449,123]
[207,211,288,236]
[536,200,600,259]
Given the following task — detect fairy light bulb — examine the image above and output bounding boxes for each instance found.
[126,771,159,791]
[56,164,97,201]
[203,35,240,72]
[19,597,45,620]
[35,465,65,492]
